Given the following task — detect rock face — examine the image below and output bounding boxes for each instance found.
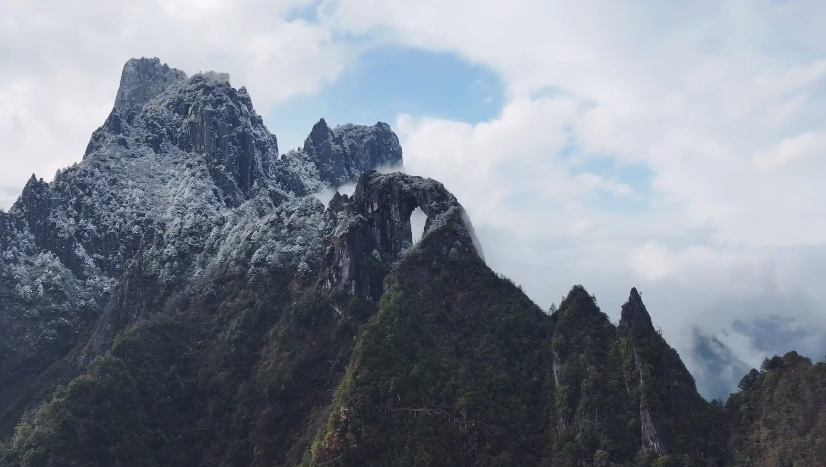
[640,404,668,454]
[0,57,406,430]
[89,62,308,207]
[635,345,669,455]
[6,56,403,283]
[620,289,669,455]
[289,118,403,192]
[321,171,480,301]
[619,286,654,332]
[113,57,188,122]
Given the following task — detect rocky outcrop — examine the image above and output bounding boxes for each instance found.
[143,74,296,205]
[634,348,668,455]
[88,60,305,206]
[11,57,409,287]
[640,404,668,454]
[621,289,670,455]
[618,286,654,333]
[552,350,562,387]
[299,118,403,189]
[321,171,480,301]
[11,175,86,278]
[113,57,188,122]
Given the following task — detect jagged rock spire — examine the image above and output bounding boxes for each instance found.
[301,118,403,188]
[619,287,654,333]
[306,118,331,148]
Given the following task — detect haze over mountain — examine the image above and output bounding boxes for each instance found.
[0,57,823,467]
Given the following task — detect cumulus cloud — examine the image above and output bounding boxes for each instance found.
[320,0,826,397]
[754,131,826,171]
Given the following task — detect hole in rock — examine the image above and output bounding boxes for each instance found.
[410,207,428,244]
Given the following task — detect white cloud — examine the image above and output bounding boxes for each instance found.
[628,241,674,282]
[323,0,826,245]
[322,0,826,395]
[755,131,826,171]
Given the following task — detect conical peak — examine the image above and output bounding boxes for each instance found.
[21,173,46,193]
[561,285,596,307]
[306,118,332,148]
[554,285,606,321]
[619,287,654,332]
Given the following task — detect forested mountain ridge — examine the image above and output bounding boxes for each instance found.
[0,58,821,467]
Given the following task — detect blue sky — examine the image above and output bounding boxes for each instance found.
[265,46,504,152]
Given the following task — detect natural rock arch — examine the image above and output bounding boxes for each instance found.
[322,170,483,301]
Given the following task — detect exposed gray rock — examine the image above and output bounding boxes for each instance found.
[113,57,188,123]
[321,170,480,301]
[552,350,562,387]
[138,73,300,206]
[115,57,186,121]
[619,286,654,333]
[632,348,668,454]
[640,404,668,455]
[296,118,403,190]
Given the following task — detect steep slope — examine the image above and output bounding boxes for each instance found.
[304,183,723,467]
[617,289,727,464]
[726,352,826,466]
[546,286,636,465]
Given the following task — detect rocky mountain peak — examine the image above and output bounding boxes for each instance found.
[113,57,187,122]
[13,174,49,234]
[619,286,655,333]
[299,119,403,189]
[307,118,331,146]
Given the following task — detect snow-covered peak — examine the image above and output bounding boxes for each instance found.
[0,57,440,418]
[5,57,408,294]
[298,118,403,189]
[114,57,188,121]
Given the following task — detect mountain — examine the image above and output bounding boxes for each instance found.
[0,57,821,467]
[0,56,401,438]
